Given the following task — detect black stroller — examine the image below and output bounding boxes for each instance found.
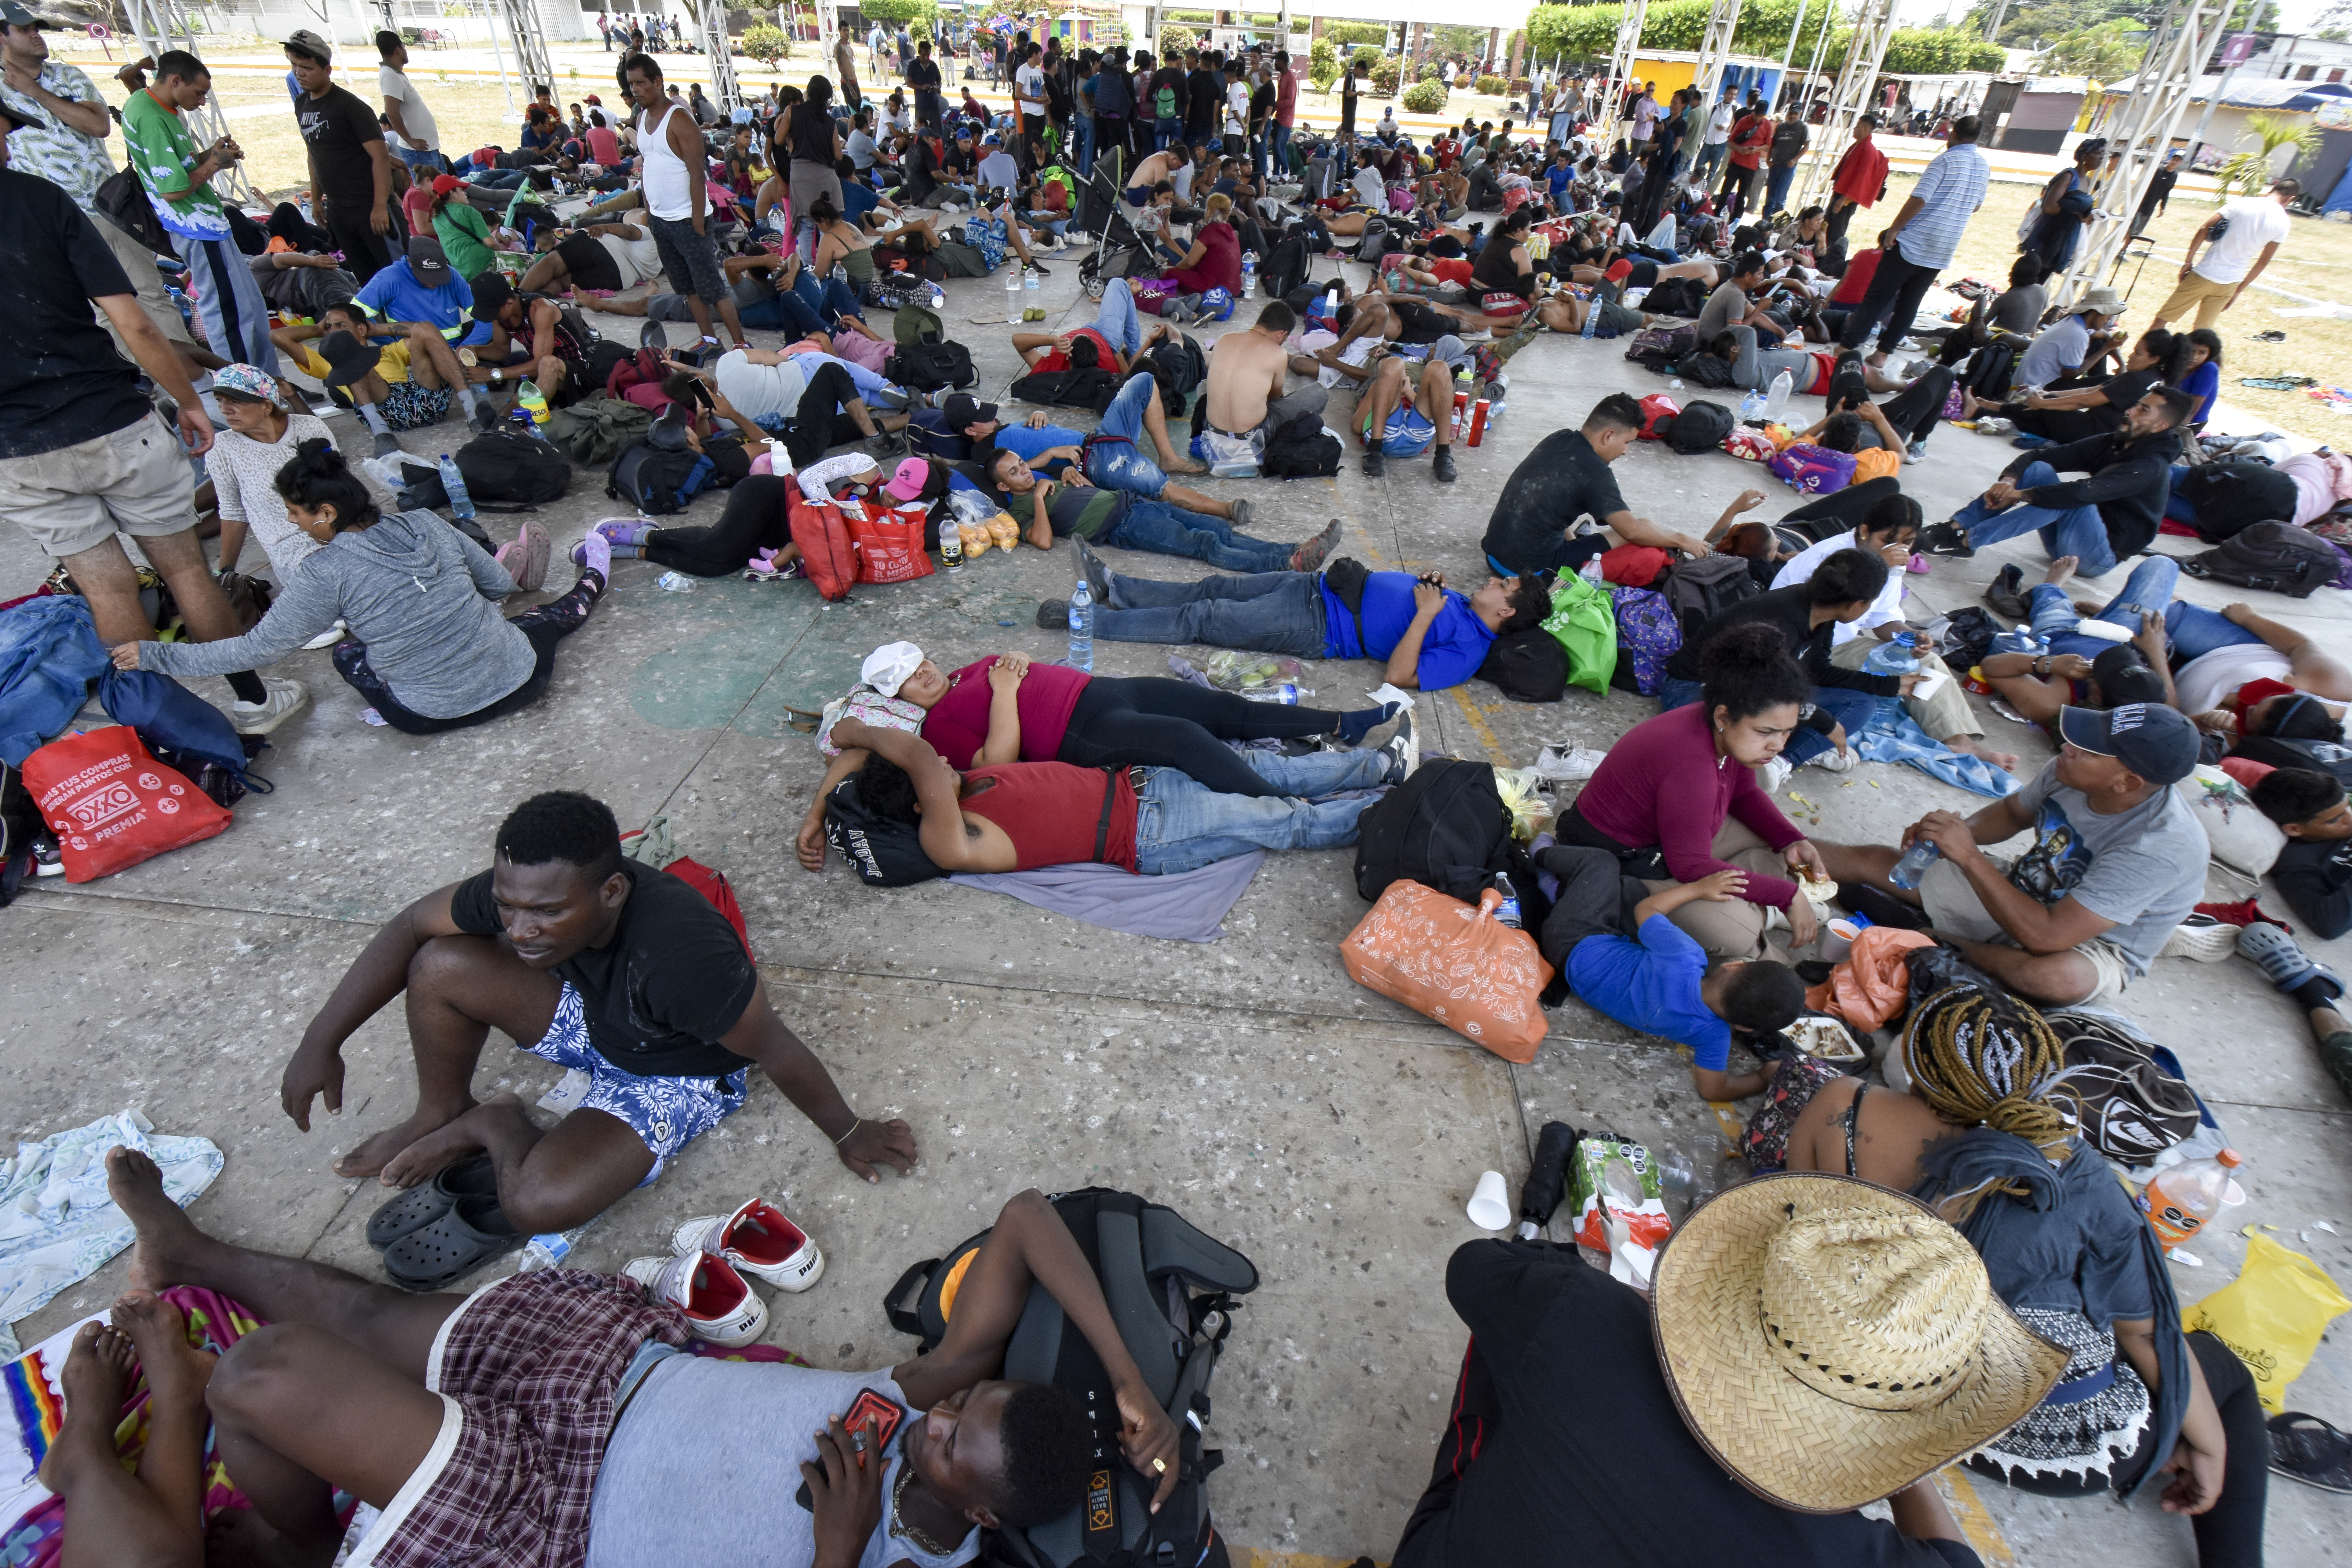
[1074,145,1157,300]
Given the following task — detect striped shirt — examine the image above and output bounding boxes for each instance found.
[1894,142,1989,271]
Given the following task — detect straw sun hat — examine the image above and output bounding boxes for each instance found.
[1651,1172,2069,1514]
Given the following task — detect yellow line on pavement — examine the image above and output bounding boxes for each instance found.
[1937,1466,2016,1566]
[1445,688,1514,766]
[1247,1552,1377,1568]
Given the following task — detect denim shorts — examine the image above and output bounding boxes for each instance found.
[521,984,748,1181]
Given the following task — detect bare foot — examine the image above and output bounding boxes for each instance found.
[2042,554,2078,592]
[376,1095,522,1190]
[1945,735,2019,772]
[35,1321,132,1495]
[111,1290,216,1412]
[107,1146,211,1292]
[332,1105,472,1181]
[1162,456,1207,475]
[205,1507,339,1568]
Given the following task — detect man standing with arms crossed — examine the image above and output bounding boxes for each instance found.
[1824,111,1886,255]
[1837,114,1989,370]
[626,53,746,357]
[285,29,394,281]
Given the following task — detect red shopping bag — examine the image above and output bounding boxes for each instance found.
[22,726,231,882]
[849,503,936,585]
[1341,883,1553,1062]
[787,489,858,602]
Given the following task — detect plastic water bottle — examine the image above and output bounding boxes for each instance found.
[1863,629,1922,678]
[655,570,698,592]
[1739,388,1766,420]
[1024,266,1040,310]
[517,1226,591,1272]
[1490,871,1523,929]
[1581,292,1601,338]
[1887,839,1940,891]
[1579,554,1604,584]
[1763,368,1794,422]
[2140,1149,2245,1250]
[939,518,964,572]
[1240,249,1258,296]
[1323,284,1340,323]
[1067,578,1094,670]
[927,282,947,310]
[436,453,476,521]
[1006,267,1022,324]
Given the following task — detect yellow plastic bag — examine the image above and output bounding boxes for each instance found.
[2183,1233,2352,1413]
[1493,767,1554,842]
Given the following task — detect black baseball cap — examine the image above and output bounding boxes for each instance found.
[406,237,452,285]
[316,330,383,390]
[0,3,60,29]
[469,271,515,322]
[2058,703,2200,785]
[2088,645,2165,708]
[943,394,999,432]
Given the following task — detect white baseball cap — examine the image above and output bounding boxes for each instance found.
[862,641,925,698]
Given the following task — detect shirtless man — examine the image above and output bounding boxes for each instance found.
[1202,299,1328,448]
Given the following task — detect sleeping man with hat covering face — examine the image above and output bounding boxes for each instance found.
[1390,1171,2068,1565]
[269,294,485,454]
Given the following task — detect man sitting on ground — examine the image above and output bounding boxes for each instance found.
[1482,393,1760,573]
[1353,348,1463,482]
[830,717,1403,882]
[1816,703,2207,1007]
[1200,299,1329,465]
[463,271,594,416]
[1047,549,1551,696]
[94,1148,1164,1568]
[272,298,489,446]
[279,791,916,1240]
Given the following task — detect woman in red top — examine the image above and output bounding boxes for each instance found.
[1554,623,1831,958]
[1165,193,1243,296]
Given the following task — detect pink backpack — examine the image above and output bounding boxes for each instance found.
[1768,441,1859,495]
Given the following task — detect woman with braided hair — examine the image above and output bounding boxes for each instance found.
[1784,985,2269,1566]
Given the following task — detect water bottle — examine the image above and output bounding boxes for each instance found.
[1239,681,1300,704]
[927,281,947,310]
[1763,368,1794,422]
[436,453,476,521]
[1581,292,1600,338]
[517,1225,592,1272]
[1490,871,1523,929]
[1240,249,1258,296]
[1024,266,1040,310]
[939,516,964,572]
[1322,284,1340,324]
[509,406,548,440]
[1739,388,1766,420]
[1657,1148,1700,1208]
[1990,624,2045,657]
[2140,1149,2245,1250]
[1067,577,1093,671]
[655,570,698,592]
[1579,553,1604,584]
[1863,629,1922,678]
[1005,267,1022,324]
[1887,839,1940,891]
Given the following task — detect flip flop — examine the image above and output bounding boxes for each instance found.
[784,705,824,733]
[381,1193,525,1292]
[364,1152,499,1250]
[2270,1411,2352,1492]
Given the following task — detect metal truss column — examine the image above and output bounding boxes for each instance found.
[2054,0,2229,308]
[694,0,745,109]
[1787,0,1897,220]
[498,0,557,98]
[1595,0,1650,151]
[122,0,252,203]
[1690,0,1744,107]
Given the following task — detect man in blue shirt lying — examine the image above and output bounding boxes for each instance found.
[1535,844,1806,1102]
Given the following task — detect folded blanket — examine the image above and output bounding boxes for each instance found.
[949,851,1266,941]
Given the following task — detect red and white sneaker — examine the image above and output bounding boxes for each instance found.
[622,1250,769,1346]
[671,1199,826,1293]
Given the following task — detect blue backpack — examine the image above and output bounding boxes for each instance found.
[100,669,265,803]
[1607,586,1682,696]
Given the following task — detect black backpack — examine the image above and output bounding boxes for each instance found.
[1259,233,1309,302]
[2183,520,2342,599]
[889,339,978,392]
[1260,410,1341,478]
[1672,349,1739,389]
[1644,275,1707,318]
[1477,626,1568,702]
[452,426,571,504]
[1662,553,1760,639]
[1964,339,2019,401]
[1661,399,1734,455]
[1009,366,1118,408]
[2181,460,2301,544]
[822,774,946,886]
[1354,759,1533,909]
[604,441,711,516]
[1147,332,1207,398]
[884,1188,1257,1568]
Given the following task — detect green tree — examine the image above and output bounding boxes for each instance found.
[2042,18,2143,73]
[1371,56,1402,93]
[1431,24,1488,58]
[740,20,789,66]
[1308,52,1340,91]
[1160,25,1198,56]
[857,0,939,31]
[1324,21,1388,47]
[2218,110,2321,194]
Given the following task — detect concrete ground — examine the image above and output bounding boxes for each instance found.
[5,243,2350,1568]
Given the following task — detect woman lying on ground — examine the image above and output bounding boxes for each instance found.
[1784,988,2265,1567]
[797,639,1406,866]
[116,441,609,736]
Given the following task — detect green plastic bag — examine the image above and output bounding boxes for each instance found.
[1541,572,1618,696]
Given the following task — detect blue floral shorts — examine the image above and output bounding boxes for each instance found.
[521,984,748,1183]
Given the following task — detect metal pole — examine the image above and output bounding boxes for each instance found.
[483,0,517,120]
[1779,0,1807,73]
[2187,6,2250,163]
[1787,0,1896,218]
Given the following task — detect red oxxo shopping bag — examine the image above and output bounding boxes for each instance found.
[23,726,231,881]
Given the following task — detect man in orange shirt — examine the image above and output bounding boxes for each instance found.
[1826,112,1888,256]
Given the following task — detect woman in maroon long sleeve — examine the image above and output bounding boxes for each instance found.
[1555,624,1832,957]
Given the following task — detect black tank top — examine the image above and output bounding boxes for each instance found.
[789,103,837,167]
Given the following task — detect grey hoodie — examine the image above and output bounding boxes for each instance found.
[146,510,538,719]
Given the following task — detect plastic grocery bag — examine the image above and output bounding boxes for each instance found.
[1206,651,1303,695]
[1340,884,1553,1062]
[1570,1132,1673,1285]
[22,726,231,882]
[1492,767,1554,842]
[2184,1233,2351,1414]
[1805,926,1936,1030]
[1539,572,1618,695]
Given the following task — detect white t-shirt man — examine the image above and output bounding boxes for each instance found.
[1226,80,1250,139]
[1016,60,1047,124]
[1705,101,1735,147]
[1631,94,1659,143]
[976,147,1019,191]
[1773,530,1906,645]
[714,348,813,425]
[595,211,664,288]
[2192,195,2292,285]
[2175,644,2295,717]
[381,63,439,152]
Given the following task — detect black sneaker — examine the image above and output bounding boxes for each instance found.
[1035,599,1070,630]
[31,830,62,878]
[639,319,668,352]
[2270,1412,2352,1493]
[1919,521,1975,559]
[1517,1122,1577,1230]
[1071,537,1113,606]
[1984,562,2028,620]
[372,430,404,459]
[1432,448,1457,483]
[1361,449,1386,478]
[468,401,502,437]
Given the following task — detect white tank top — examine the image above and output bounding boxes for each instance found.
[639,103,692,220]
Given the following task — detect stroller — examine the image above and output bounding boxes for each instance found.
[1075,146,1158,301]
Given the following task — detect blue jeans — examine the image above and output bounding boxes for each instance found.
[1271,122,1292,178]
[1156,116,1185,149]
[395,145,444,177]
[2164,463,2198,525]
[1075,113,1095,176]
[1096,499,1293,572]
[2027,554,2265,664]
[1694,140,1727,181]
[1092,277,1142,359]
[791,268,864,326]
[1092,569,1327,656]
[1132,747,1391,874]
[1085,366,1167,497]
[1951,461,2119,578]
[1661,677,1880,765]
[1764,163,1796,216]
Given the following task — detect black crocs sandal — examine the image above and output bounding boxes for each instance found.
[381,1193,525,1292]
[365,1152,499,1250]
[2270,1411,2352,1493]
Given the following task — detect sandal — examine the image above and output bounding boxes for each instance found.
[783,705,824,733]
[380,1193,525,1292]
[2270,1411,2352,1493]
[364,1152,498,1250]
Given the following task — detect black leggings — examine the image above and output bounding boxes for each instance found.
[1873,365,1955,444]
[1969,1331,2267,1568]
[645,474,791,575]
[768,361,865,467]
[330,573,602,734]
[1780,474,1906,542]
[2015,404,2122,445]
[1056,677,1345,798]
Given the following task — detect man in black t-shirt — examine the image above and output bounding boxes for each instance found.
[907,38,942,131]
[1481,394,1759,574]
[280,791,918,1238]
[285,30,393,279]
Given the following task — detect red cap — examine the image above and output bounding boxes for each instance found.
[431,174,463,195]
[1604,259,1633,283]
